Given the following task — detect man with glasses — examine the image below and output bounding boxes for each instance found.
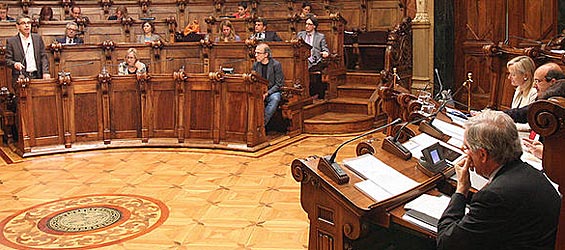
[5,15,50,82]
[437,110,560,250]
[253,43,284,127]
[504,63,564,123]
[296,14,329,99]
[56,22,84,45]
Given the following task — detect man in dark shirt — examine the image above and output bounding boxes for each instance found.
[252,43,284,126]
[250,18,282,42]
[437,110,561,250]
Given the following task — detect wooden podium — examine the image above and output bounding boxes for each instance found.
[292,86,565,250]
[291,140,450,250]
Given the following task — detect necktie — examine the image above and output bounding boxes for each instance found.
[70,38,73,44]
[306,34,312,45]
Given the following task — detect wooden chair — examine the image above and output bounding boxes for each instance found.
[528,97,565,249]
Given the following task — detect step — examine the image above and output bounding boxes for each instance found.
[327,97,372,114]
[303,99,329,120]
[303,112,375,134]
[337,84,377,99]
[346,71,382,85]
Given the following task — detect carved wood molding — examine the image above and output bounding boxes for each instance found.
[15,77,30,99]
[60,0,74,15]
[99,0,113,14]
[49,42,63,62]
[121,16,134,34]
[102,40,115,59]
[20,0,32,14]
[176,0,187,12]
[139,0,151,13]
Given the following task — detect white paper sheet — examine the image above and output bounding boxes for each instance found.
[343,154,419,202]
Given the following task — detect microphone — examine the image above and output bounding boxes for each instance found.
[20,43,31,77]
[434,68,444,100]
[381,117,429,160]
[418,100,451,139]
[317,118,402,185]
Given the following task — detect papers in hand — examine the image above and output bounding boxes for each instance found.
[343,154,419,202]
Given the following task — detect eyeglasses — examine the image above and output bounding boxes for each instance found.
[255,51,265,54]
[305,23,314,26]
[18,21,32,25]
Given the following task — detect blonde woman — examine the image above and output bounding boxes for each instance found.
[118,48,146,75]
[215,20,241,42]
[507,56,537,109]
[506,55,537,131]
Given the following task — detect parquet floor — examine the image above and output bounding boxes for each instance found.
[0,134,358,250]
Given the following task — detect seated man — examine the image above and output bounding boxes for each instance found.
[253,43,283,126]
[504,63,565,123]
[296,15,329,98]
[65,5,89,23]
[56,22,84,45]
[250,18,282,42]
[437,110,561,249]
[0,3,15,21]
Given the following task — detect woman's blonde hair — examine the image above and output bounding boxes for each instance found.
[125,48,138,61]
[218,20,237,42]
[507,55,535,97]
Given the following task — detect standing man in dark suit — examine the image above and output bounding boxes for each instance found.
[253,43,284,127]
[56,22,84,45]
[250,18,282,42]
[5,15,51,82]
[296,15,329,98]
[437,110,561,250]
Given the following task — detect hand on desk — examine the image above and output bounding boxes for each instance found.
[454,156,472,197]
[522,138,543,159]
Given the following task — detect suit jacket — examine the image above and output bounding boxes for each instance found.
[251,31,282,42]
[437,159,561,250]
[5,33,50,78]
[55,36,84,45]
[296,30,329,69]
[252,58,284,95]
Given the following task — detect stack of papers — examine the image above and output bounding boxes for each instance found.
[402,194,453,233]
[343,154,419,202]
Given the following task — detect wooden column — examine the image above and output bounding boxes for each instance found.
[411,0,434,95]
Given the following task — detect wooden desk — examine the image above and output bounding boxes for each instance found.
[291,132,450,250]
[7,71,268,157]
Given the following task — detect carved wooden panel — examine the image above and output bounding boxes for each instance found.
[148,75,177,138]
[454,0,560,109]
[367,1,404,31]
[70,78,103,142]
[109,76,141,139]
[185,76,215,140]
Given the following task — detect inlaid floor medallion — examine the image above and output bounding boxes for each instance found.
[0,194,169,249]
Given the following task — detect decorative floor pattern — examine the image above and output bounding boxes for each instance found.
[0,135,360,249]
[0,194,168,249]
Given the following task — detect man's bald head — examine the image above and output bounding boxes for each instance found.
[533,63,564,97]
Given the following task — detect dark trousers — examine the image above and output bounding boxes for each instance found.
[309,64,325,99]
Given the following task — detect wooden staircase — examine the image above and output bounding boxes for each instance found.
[303,72,385,134]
